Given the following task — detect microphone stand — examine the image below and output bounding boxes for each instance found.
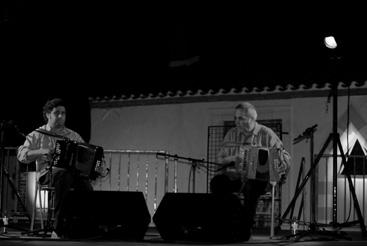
[281,124,318,240]
[156,153,221,193]
[293,124,318,226]
[214,162,235,173]
[0,121,30,235]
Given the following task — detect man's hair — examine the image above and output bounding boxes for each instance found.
[42,98,66,122]
[235,102,257,120]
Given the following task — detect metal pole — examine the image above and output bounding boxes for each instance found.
[310,125,316,225]
[270,181,276,238]
[332,82,338,225]
[0,124,5,217]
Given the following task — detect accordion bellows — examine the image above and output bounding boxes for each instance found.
[53,140,104,179]
[238,146,284,183]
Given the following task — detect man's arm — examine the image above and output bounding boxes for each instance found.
[17,132,53,164]
[267,128,292,182]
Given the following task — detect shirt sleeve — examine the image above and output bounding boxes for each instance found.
[216,128,235,163]
[17,132,39,163]
[268,129,283,149]
[74,132,84,143]
[216,142,228,164]
[266,128,292,180]
[66,129,84,143]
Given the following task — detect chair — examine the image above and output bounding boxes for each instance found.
[269,181,277,238]
[234,181,278,239]
[29,180,56,235]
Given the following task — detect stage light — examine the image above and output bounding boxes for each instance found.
[324,36,337,49]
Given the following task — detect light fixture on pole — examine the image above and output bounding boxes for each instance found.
[324,36,338,49]
[280,35,367,241]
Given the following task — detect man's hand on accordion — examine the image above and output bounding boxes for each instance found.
[93,159,110,179]
[279,174,287,184]
[27,147,54,162]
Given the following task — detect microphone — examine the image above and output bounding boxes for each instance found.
[304,124,318,134]
[156,152,166,159]
[0,120,27,138]
[11,121,27,138]
[156,153,178,159]
[0,120,14,129]
[215,161,235,172]
[293,124,318,144]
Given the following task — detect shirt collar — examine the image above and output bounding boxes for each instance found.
[43,124,66,134]
[253,122,261,135]
[236,122,260,135]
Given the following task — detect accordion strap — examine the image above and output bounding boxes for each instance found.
[35,129,71,141]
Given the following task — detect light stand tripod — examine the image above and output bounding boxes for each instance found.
[281,125,318,239]
[280,83,367,240]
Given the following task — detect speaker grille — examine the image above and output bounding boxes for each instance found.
[153,193,250,242]
[63,190,151,240]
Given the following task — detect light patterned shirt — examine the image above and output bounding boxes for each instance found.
[17,124,84,178]
[217,122,283,160]
[217,122,291,182]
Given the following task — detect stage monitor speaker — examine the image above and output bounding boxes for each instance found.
[63,190,151,240]
[153,192,250,242]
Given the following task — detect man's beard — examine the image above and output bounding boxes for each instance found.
[53,121,65,129]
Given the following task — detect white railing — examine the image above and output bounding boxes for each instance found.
[4,147,205,225]
[91,149,178,218]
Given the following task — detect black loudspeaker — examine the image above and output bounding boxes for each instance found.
[63,191,151,240]
[153,193,250,242]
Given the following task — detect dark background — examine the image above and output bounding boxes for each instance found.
[1,1,367,144]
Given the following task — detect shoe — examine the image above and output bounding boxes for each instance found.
[51,231,61,239]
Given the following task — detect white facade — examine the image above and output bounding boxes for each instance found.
[90,82,367,228]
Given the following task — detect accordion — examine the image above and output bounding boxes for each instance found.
[52,139,104,179]
[238,146,283,183]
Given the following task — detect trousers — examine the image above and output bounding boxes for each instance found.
[39,168,93,236]
[210,173,268,228]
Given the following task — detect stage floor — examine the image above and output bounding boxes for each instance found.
[1,226,367,246]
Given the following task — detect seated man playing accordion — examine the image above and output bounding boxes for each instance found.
[17,98,105,239]
[210,102,291,241]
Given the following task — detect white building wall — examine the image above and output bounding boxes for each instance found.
[90,90,367,228]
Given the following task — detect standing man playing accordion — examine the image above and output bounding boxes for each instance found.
[17,98,93,239]
[210,102,291,241]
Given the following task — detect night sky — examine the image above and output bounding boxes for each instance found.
[1,2,367,143]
